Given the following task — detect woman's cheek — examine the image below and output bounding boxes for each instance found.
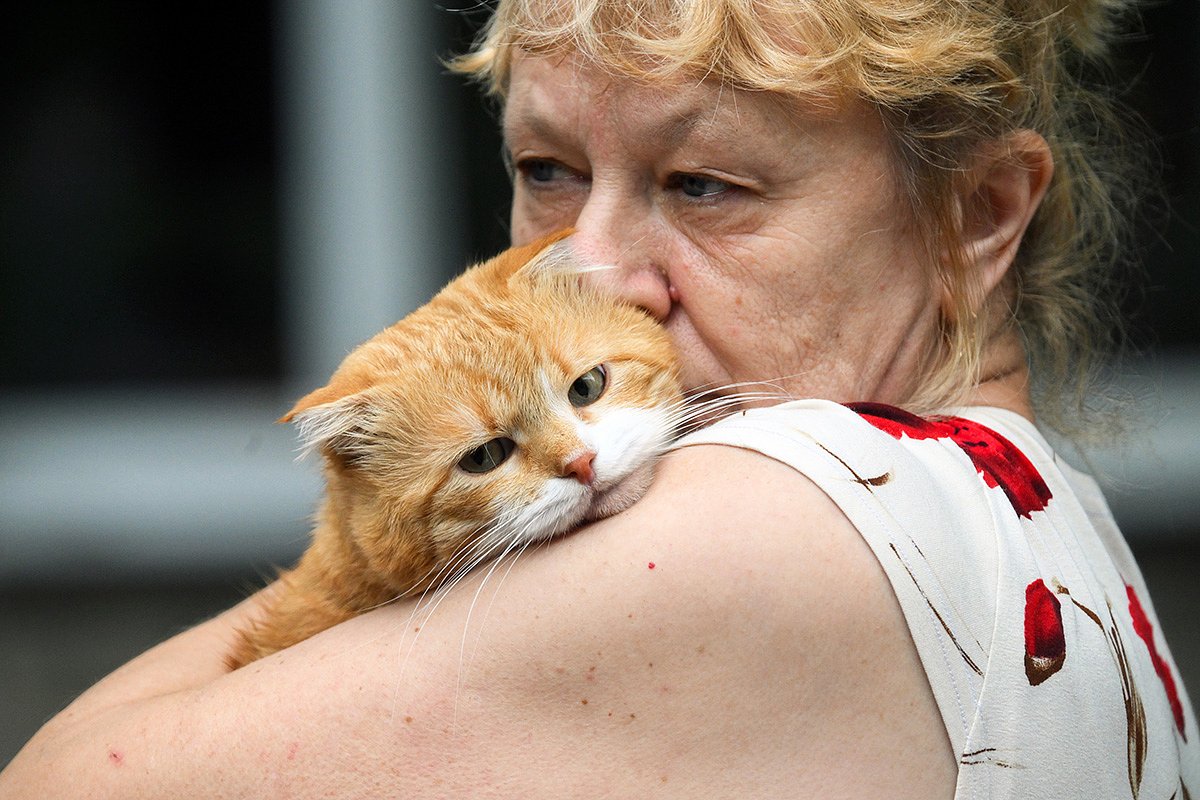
[513,192,583,243]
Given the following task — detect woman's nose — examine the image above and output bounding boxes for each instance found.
[569,195,674,322]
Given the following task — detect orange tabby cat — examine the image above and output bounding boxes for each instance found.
[227,232,682,668]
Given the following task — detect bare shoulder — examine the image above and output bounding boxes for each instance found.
[0,444,957,799]
[354,442,957,797]
[455,442,960,797]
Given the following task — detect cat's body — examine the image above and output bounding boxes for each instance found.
[227,233,682,668]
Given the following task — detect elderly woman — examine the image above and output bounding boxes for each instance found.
[3,0,1196,797]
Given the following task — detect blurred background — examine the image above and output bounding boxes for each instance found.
[1,1,1197,766]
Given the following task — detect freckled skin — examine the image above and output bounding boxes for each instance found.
[0,34,1053,800]
[504,54,942,406]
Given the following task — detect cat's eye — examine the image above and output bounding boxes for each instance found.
[568,365,607,407]
[458,437,516,474]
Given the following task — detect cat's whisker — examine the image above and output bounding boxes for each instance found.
[376,541,503,613]
[527,239,624,279]
[685,371,814,398]
[481,535,543,618]
[688,382,793,399]
[416,512,559,721]
[660,389,793,432]
[665,399,780,426]
[667,390,789,416]
[389,524,534,710]
[680,381,793,405]
[395,523,502,652]
[396,535,505,681]
[453,531,534,713]
[358,592,408,615]
[436,533,495,586]
[463,536,548,682]
[457,517,560,666]
[230,233,690,673]
[414,532,502,612]
[450,517,526,579]
[563,262,619,275]
[430,523,543,642]
[396,547,474,603]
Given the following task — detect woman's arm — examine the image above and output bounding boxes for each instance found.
[0,445,956,798]
[42,588,275,725]
[0,590,279,796]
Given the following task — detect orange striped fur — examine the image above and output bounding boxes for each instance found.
[227,233,680,668]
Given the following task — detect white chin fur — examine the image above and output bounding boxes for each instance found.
[495,406,671,545]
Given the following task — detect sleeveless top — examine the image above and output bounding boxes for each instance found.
[675,400,1198,799]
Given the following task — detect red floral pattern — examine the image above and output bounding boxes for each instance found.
[1127,583,1187,740]
[848,403,1053,518]
[1024,579,1067,685]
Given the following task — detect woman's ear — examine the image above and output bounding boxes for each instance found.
[949,130,1054,311]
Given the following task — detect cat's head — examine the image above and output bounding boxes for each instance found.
[283,233,682,594]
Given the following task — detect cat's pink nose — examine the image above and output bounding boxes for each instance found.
[563,451,596,485]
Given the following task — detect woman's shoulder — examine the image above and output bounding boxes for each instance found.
[446,438,960,796]
[259,437,958,796]
[241,441,960,795]
[685,401,1200,795]
[0,424,959,799]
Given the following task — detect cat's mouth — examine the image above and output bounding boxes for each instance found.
[584,463,655,521]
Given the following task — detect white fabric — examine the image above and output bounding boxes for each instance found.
[675,400,1199,799]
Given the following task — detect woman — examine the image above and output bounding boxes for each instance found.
[3,1,1196,797]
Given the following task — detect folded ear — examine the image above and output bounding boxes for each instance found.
[489,228,575,281]
[280,374,376,463]
[280,384,347,424]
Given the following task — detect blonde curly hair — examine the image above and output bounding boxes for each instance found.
[451,0,1142,429]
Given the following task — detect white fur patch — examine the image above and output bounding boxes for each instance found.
[485,404,674,548]
[587,406,674,491]
[523,238,617,278]
[291,397,369,459]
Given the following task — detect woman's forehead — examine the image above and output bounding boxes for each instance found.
[504,53,841,154]
[503,52,881,172]
[504,54,713,130]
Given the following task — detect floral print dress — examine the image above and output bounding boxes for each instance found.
[676,400,1198,798]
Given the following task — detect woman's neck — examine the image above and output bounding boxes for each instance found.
[967,326,1035,420]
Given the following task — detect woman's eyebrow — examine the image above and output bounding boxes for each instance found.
[502,105,556,144]
[652,97,765,151]
[504,100,710,150]
[650,110,704,150]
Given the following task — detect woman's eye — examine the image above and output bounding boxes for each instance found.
[669,173,733,199]
[458,437,516,474]
[568,365,607,407]
[516,158,576,185]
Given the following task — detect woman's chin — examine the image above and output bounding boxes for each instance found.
[585,463,655,521]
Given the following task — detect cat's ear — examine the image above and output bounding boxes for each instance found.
[279,383,349,424]
[279,378,376,464]
[506,228,619,286]
[488,228,575,281]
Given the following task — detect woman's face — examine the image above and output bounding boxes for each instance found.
[505,54,942,404]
